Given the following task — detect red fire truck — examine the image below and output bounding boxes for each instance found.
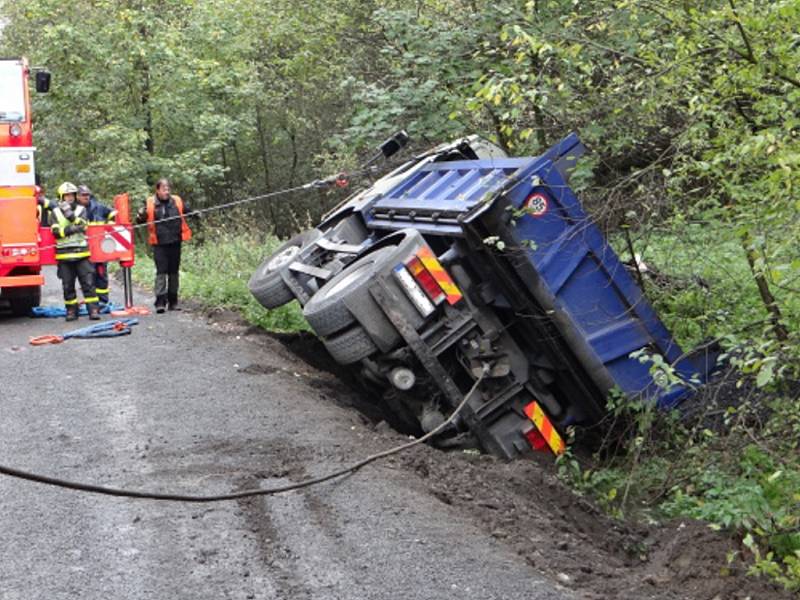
[0,57,50,315]
[0,58,135,315]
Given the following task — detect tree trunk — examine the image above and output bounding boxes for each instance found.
[255,105,272,190]
[138,24,154,159]
[741,232,789,342]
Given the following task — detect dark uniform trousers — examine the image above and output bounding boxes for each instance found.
[58,259,96,304]
[94,263,110,304]
[153,242,182,303]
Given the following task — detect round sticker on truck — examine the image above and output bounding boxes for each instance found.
[524,193,549,217]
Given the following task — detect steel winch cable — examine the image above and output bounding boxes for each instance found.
[0,371,487,503]
[32,170,361,255]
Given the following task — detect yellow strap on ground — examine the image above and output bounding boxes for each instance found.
[523,401,566,455]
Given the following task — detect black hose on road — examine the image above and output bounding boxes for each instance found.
[0,371,487,503]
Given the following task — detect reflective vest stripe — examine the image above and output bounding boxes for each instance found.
[51,206,89,258]
[146,195,192,245]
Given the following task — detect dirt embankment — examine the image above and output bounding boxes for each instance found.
[234,315,792,600]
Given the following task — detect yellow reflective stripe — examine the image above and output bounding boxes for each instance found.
[55,250,91,260]
[523,401,565,455]
[64,299,79,305]
[83,296,99,303]
[416,247,463,305]
[95,288,110,293]
[88,221,106,226]
[107,211,118,222]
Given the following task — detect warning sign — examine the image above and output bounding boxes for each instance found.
[524,193,549,217]
[88,224,135,264]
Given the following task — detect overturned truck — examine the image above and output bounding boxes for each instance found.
[249,133,716,459]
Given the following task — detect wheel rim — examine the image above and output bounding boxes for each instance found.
[267,245,301,271]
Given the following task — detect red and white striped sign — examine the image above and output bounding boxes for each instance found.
[88,224,135,264]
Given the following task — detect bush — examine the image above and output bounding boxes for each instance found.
[130,228,308,333]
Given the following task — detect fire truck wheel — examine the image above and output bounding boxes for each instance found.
[322,325,378,365]
[7,286,41,317]
[248,229,322,309]
[302,230,424,342]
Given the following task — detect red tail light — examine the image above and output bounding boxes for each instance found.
[524,427,549,452]
[406,256,446,304]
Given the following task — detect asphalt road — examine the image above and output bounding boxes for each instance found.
[0,267,573,600]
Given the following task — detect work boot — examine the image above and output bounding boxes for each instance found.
[167,293,182,311]
[87,302,101,321]
[155,295,167,314]
[65,304,79,322]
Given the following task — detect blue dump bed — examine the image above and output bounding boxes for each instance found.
[367,134,714,409]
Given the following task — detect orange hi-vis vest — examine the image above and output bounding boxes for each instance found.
[145,195,192,245]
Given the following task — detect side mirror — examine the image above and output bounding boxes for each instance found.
[379,130,410,159]
[35,71,51,93]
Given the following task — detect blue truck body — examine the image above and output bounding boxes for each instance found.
[251,133,717,458]
[360,133,710,412]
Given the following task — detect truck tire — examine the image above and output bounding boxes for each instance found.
[249,229,322,309]
[7,286,41,317]
[322,325,378,365]
[302,230,424,339]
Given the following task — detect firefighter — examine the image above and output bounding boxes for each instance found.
[77,184,117,306]
[36,185,57,225]
[51,182,100,321]
[136,178,193,313]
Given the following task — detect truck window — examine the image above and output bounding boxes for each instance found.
[0,61,26,122]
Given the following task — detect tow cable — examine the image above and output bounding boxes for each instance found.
[0,370,487,503]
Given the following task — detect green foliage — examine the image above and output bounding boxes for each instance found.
[3,0,799,588]
[130,229,308,333]
[558,376,800,591]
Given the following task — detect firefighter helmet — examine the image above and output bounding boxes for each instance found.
[57,182,78,200]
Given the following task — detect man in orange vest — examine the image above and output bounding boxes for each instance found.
[136,178,193,313]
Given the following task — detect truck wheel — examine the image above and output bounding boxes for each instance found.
[249,229,322,309]
[322,325,378,365]
[302,230,424,339]
[8,286,41,317]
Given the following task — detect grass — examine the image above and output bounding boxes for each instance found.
[128,229,308,333]
[583,222,800,591]
[612,221,800,350]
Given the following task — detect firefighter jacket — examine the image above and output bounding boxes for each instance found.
[139,195,192,246]
[51,203,90,261]
[83,195,117,224]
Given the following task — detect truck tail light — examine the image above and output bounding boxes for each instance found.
[406,247,463,305]
[524,427,549,452]
[523,401,565,455]
[1,245,38,258]
[393,265,435,317]
[9,124,22,137]
[406,257,446,304]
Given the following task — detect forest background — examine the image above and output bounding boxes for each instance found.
[2,0,798,589]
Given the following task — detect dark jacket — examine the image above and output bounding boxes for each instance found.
[83,196,117,223]
[136,195,193,245]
